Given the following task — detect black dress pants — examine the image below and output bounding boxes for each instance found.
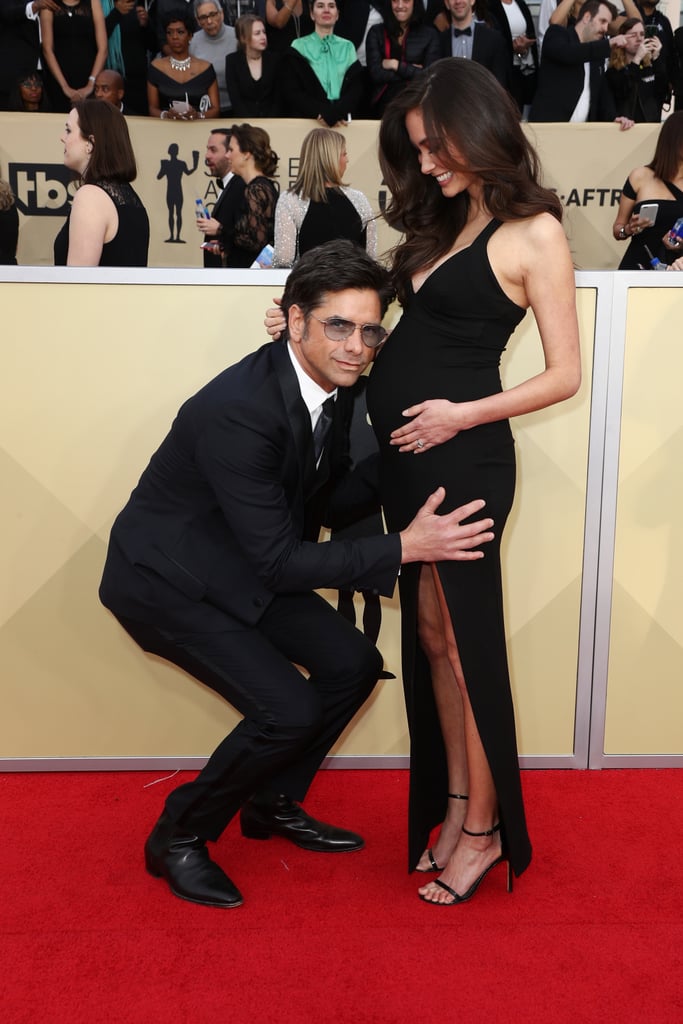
[117,590,382,842]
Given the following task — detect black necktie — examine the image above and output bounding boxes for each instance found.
[215,177,224,190]
[312,396,335,463]
[453,27,472,37]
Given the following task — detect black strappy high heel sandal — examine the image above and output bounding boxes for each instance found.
[419,822,513,904]
[415,793,469,873]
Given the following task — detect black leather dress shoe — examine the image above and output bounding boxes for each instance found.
[239,794,364,852]
[144,811,243,908]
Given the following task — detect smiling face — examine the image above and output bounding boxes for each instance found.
[310,0,338,34]
[60,108,91,174]
[405,107,478,201]
[391,0,414,27]
[445,0,475,26]
[288,288,383,392]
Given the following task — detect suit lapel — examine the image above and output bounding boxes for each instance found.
[271,340,317,494]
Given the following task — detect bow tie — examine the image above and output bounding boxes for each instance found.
[453,26,472,37]
[215,177,224,190]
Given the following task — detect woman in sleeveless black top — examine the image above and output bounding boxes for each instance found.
[54,99,149,267]
[367,60,581,905]
[612,113,683,268]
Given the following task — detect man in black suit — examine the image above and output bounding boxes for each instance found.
[530,0,630,122]
[195,128,246,268]
[439,0,509,89]
[99,240,495,909]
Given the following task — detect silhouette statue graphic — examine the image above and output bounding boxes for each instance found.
[156,144,200,243]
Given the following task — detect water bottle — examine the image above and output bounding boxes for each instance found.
[195,197,210,219]
[666,216,683,246]
[644,245,668,270]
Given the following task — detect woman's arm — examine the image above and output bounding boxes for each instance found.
[40,9,78,102]
[85,0,109,95]
[549,0,579,29]
[349,189,377,260]
[366,26,398,84]
[272,191,303,268]
[266,0,299,30]
[147,72,163,118]
[203,74,220,118]
[390,215,581,452]
[65,185,118,266]
[234,181,277,254]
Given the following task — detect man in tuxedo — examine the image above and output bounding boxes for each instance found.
[439,0,510,88]
[530,0,630,122]
[195,128,246,269]
[99,240,495,909]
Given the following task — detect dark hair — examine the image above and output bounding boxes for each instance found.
[384,0,423,41]
[649,111,683,181]
[8,70,51,112]
[229,123,278,177]
[281,240,394,325]
[162,9,196,33]
[209,127,231,145]
[576,0,617,21]
[72,99,137,184]
[378,58,562,307]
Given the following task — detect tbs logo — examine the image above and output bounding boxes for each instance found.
[9,164,76,216]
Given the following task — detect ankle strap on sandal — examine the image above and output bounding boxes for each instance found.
[447,792,469,800]
[462,822,501,837]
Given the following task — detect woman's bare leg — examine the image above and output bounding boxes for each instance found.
[418,566,502,903]
[414,564,469,871]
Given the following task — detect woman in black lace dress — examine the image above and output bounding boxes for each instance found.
[40,0,108,113]
[54,99,149,266]
[222,123,279,268]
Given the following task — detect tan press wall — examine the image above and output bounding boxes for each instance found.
[1,274,594,762]
[0,114,668,271]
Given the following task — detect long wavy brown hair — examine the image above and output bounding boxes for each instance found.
[378,59,562,307]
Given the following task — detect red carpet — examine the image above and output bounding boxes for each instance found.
[1,768,681,1023]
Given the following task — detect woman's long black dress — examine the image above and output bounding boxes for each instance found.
[366,219,532,877]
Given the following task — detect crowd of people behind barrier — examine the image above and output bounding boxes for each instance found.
[3,0,683,268]
[2,0,683,124]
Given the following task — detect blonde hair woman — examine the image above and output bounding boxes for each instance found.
[273,127,376,267]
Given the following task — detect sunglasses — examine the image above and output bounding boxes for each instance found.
[310,315,388,349]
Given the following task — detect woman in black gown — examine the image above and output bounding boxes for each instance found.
[366,59,581,905]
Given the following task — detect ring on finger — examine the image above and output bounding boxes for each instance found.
[416,439,425,449]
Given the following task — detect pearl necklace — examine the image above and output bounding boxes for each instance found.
[169,56,192,72]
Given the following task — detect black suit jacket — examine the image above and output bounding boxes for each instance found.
[439,22,509,89]
[100,341,400,632]
[203,174,246,269]
[529,24,611,122]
